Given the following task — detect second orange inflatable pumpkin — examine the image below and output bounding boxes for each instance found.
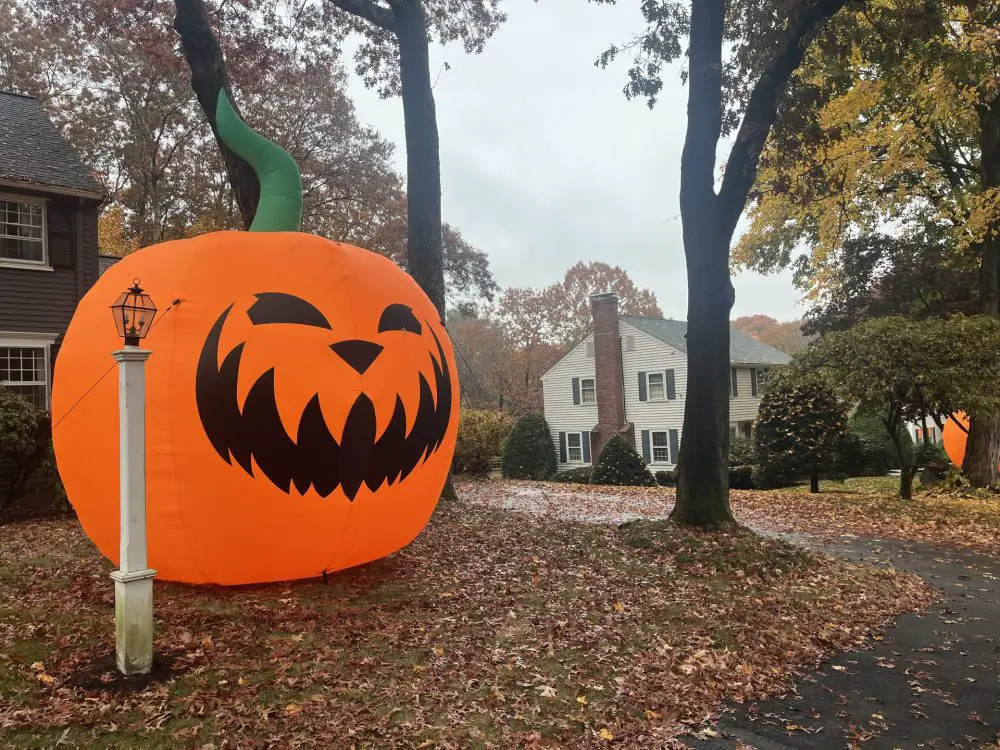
[943,413,969,468]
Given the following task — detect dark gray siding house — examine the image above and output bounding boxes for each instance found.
[0,90,104,409]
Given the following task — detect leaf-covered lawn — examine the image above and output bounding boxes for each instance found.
[0,499,931,749]
[742,479,1000,554]
[465,477,1000,556]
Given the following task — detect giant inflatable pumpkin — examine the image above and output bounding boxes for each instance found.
[943,412,969,467]
[52,93,459,585]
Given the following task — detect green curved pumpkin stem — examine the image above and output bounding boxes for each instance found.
[215,89,302,232]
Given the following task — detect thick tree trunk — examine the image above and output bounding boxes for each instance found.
[965,413,1000,487]
[667,0,845,527]
[900,468,914,500]
[173,0,260,229]
[395,0,446,319]
[672,227,735,527]
[669,0,734,529]
[965,94,1000,486]
[810,471,819,494]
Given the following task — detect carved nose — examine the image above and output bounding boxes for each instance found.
[330,339,383,374]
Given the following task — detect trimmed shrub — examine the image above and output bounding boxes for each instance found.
[590,434,656,487]
[452,409,513,476]
[917,441,951,486]
[728,465,754,490]
[0,388,51,520]
[728,435,755,467]
[754,370,847,491]
[654,469,677,487]
[849,413,912,474]
[501,413,558,480]
[553,466,592,484]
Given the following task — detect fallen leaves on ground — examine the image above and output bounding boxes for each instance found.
[0,497,931,748]
[460,477,1000,555]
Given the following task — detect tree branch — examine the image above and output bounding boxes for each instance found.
[717,0,849,234]
[173,0,260,229]
[327,0,395,31]
[679,0,725,214]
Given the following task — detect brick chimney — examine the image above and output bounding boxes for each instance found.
[590,293,634,460]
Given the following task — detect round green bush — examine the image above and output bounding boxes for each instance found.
[728,435,755,468]
[728,465,754,490]
[590,434,656,487]
[754,370,846,490]
[553,466,592,484]
[452,409,513,476]
[501,413,557,480]
[848,413,913,474]
[654,469,676,487]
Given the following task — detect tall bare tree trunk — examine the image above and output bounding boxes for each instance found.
[395,0,445,319]
[668,0,846,527]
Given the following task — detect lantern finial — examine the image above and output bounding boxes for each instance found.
[215,89,303,233]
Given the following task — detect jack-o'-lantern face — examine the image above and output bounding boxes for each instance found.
[195,291,452,501]
[52,232,460,585]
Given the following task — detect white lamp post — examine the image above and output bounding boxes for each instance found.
[109,279,157,676]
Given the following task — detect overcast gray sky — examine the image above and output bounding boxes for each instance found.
[345,0,803,321]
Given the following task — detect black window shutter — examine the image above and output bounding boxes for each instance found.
[750,368,758,397]
[665,369,676,400]
[640,430,651,463]
[559,432,567,463]
[669,429,680,465]
[47,204,74,269]
[582,432,591,463]
[638,372,648,402]
[731,368,738,397]
[572,377,581,405]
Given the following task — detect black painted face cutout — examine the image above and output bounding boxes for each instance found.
[378,304,422,335]
[195,293,452,501]
[247,292,331,329]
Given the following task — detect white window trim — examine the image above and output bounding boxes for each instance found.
[755,367,769,396]
[0,192,51,271]
[647,372,666,402]
[650,430,670,464]
[566,432,584,463]
[580,377,596,405]
[0,333,57,409]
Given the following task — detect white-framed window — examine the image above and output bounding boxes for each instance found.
[651,431,669,463]
[647,372,666,401]
[730,368,739,397]
[0,194,47,267]
[0,336,53,409]
[567,432,583,462]
[580,378,596,404]
[753,367,769,396]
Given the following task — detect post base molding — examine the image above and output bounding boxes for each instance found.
[112,568,156,675]
[110,568,157,583]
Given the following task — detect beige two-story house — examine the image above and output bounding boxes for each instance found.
[540,293,790,472]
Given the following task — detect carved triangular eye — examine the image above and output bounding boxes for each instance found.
[378,304,422,334]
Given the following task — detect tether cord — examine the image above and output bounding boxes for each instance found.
[50,300,180,432]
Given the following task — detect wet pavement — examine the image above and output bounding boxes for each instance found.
[692,536,1000,748]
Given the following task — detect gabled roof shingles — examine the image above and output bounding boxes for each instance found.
[622,316,791,366]
[0,91,104,197]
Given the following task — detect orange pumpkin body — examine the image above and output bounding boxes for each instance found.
[943,412,969,468]
[52,232,459,585]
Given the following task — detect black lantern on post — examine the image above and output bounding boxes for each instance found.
[111,279,157,346]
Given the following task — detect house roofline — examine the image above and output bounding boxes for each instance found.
[0,177,104,201]
[0,90,36,100]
